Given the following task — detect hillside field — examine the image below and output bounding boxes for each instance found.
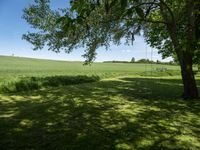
[0,56,200,150]
[0,55,180,78]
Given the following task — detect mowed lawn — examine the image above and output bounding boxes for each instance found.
[0,56,200,149]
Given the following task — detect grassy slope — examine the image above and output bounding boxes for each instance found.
[0,55,180,78]
[0,56,181,93]
[0,56,200,149]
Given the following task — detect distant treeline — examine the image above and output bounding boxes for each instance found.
[103,60,132,63]
[103,59,177,65]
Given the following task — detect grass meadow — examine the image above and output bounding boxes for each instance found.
[0,56,200,149]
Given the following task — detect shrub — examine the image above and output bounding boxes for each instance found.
[0,75,100,93]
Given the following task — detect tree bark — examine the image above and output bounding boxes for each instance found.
[166,25,199,99]
[178,51,199,99]
[179,0,199,99]
[170,34,199,99]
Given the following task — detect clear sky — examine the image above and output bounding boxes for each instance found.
[0,0,172,62]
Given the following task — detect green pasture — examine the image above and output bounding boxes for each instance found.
[0,56,200,149]
[0,56,181,93]
[0,55,180,78]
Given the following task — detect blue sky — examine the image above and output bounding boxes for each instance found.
[0,0,172,62]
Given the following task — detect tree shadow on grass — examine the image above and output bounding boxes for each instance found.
[0,77,200,150]
[118,77,184,100]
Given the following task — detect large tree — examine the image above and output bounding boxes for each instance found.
[23,0,200,99]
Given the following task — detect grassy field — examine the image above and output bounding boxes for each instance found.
[0,55,180,78]
[0,56,200,149]
[0,55,181,93]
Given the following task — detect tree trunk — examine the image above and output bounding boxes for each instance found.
[159,0,199,99]
[178,51,199,99]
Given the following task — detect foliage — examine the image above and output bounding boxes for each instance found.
[22,0,144,63]
[23,0,200,63]
[0,75,100,93]
[131,57,135,63]
[136,59,154,64]
[22,0,62,51]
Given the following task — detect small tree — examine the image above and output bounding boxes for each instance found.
[156,60,161,64]
[131,57,135,63]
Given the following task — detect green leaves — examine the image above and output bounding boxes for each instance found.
[135,7,144,18]
[24,0,199,66]
[56,16,65,24]
[120,0,127,10]
[104,0,119,14]
[104,0,110,13]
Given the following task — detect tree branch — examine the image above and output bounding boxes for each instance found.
[159,0,175,22]
[138,18,167,24]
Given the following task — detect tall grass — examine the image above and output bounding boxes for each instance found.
[0,75,100,93]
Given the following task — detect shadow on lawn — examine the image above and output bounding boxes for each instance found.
[0,77,200,150]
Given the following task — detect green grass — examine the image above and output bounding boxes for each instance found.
[0,75,100,93]
[0,55,180,78]
[0,77,200,150]
[0,55,180,93]
[0,56,200,149]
